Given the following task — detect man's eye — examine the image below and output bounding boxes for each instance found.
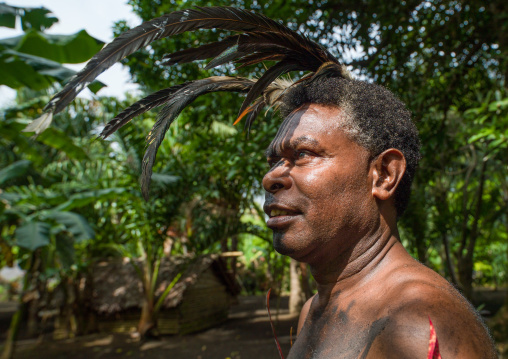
[296,151,311,160]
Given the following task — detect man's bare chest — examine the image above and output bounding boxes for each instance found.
[287,303,389,359]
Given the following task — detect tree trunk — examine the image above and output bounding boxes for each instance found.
[138,298,155,337]
[230,234,238,277]
[138,257,156,338]
[442,232,459,287]
[458,159,487,299]
[26,250,42,337]
[289,259,306,315]
[1,307,21,359]
[1,251,36,359]
[26,295,39,337]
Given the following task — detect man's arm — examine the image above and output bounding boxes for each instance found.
[365,284,497,359]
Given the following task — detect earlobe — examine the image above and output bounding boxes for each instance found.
[371,149,406,201]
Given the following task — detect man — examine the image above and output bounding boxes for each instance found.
[262,77,497,358]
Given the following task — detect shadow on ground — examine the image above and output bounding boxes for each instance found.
[11,296,299,359]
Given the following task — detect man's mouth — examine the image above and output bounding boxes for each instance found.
[266,206,301,228]
[269,209,294,217]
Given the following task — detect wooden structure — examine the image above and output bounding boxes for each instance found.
[92,254,240,335]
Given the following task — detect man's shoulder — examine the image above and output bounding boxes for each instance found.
[381,261,466,310]
[368,263,497,358]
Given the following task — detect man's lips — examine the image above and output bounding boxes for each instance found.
[264,205,302,228]
[264,204,300,218]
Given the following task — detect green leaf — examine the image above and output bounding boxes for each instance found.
[37,128,89,161]
[47,211,94,242]
[0,51,53,90]
[20,7,58,32]
[0,3,17,29]
[54,188,131,212]
[0,4,58,31]
[151,173,180,185]
[211,120,237,137]
[0,50,105,92]
[489,98,508,112]
[0,160,31,185]
[14,221,50,251]
[0,30,104,64]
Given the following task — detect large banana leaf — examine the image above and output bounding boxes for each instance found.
[0,50,105,92]
[54,188,132,212]
[37,128,89,161]
[0,29,104,64]
[14,221,50,250]
[46,211,94,242]
[0,160,31,186]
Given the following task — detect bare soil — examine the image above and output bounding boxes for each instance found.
[7,296,299,359]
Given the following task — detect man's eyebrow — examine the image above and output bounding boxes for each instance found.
[264,136,319,158]
[292,136,319,147]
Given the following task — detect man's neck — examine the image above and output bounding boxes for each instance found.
[310,222,400,302]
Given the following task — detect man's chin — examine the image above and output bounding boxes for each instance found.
[272,231,296,256]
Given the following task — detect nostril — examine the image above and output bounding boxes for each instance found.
[270,183,284,191]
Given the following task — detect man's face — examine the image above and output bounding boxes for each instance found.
[262,104,377,264]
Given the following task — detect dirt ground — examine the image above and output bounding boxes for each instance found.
[7,296,298,359]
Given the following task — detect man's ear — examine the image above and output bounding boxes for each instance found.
[371,149,406,201]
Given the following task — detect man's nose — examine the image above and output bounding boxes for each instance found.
[262,162,292,193]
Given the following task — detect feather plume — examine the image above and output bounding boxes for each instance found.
[40,7,296,116]
[237,59,300,119]
[162,35,240,66]
[99,84,187,139]
[243,98,266,135]
[140,76,254,199]
[29,6,354,197]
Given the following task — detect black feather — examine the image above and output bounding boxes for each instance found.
[140,76,254,199]
[99,84,187,139]
[244,98,266,136]
[238,59,300,119]
[162,35,239,65]
[205,44,245,70]
[43,7,293,115]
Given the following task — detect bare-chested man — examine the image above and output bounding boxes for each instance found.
[262,77,497,358]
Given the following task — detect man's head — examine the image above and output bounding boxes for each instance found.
[277,76,421,217]
[262,77,420,263]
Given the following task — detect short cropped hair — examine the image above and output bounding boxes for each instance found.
[279,77,421,217]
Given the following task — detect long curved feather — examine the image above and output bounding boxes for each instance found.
[99,84,187,139]
[162,35,240,65]
[238,59,300,119]
[234,78,293,131]
[244,98,266,135]
[140,76,255,199]
[42,7,294,116]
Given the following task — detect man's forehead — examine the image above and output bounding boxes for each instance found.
[265,103,346,157]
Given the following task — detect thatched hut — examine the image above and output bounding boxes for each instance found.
[92,254,240,335]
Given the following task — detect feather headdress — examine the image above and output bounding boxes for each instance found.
[25,6,352,199]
